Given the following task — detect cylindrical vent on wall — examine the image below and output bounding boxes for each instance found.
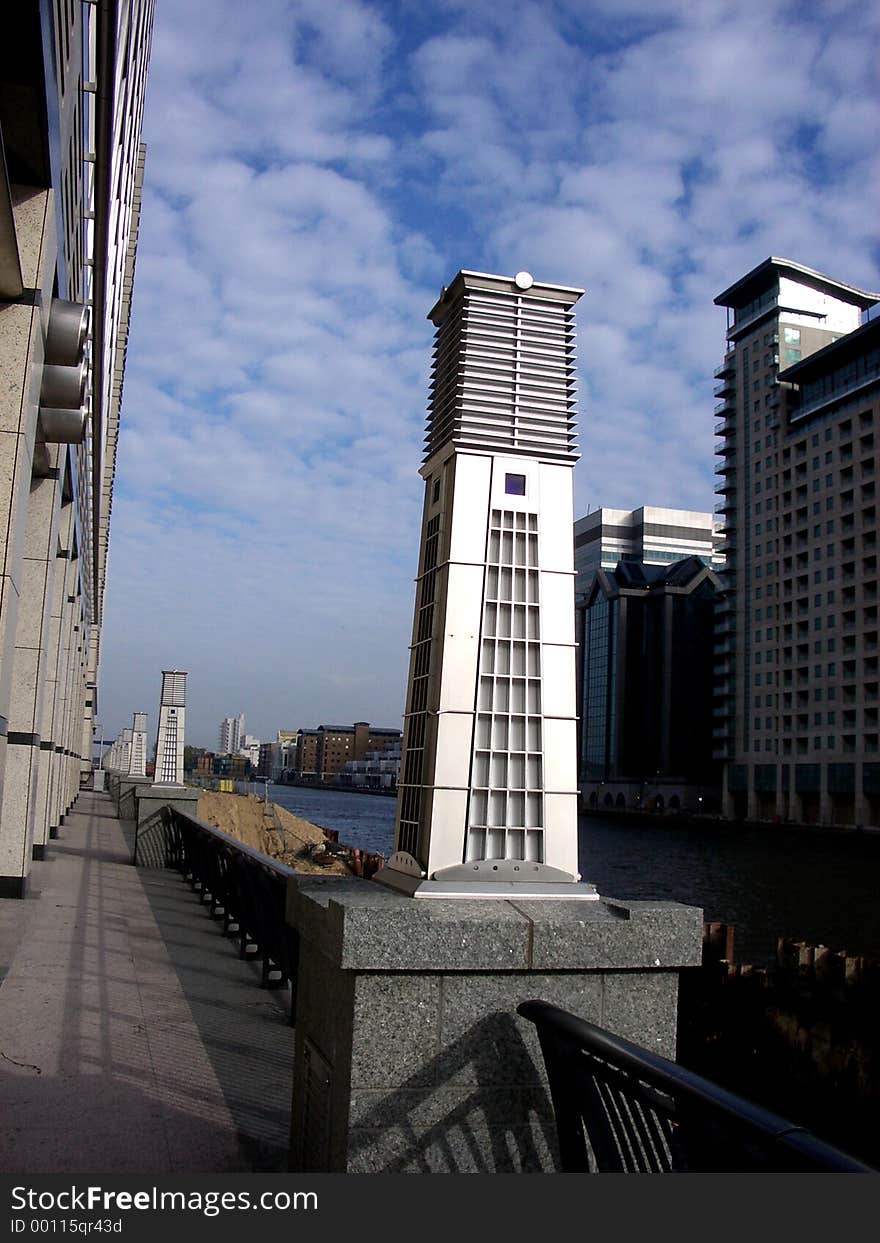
[40,362,87,410]
[45,298,88,365]
[38,407,87,443]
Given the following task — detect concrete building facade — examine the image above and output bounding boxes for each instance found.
[712,258,880,826]
[0,2,153,895]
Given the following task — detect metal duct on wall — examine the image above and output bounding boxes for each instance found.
[40,361,87,410]
[45,298,89,365]
[38,407,87,443]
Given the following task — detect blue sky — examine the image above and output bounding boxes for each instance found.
[98,0,880,749]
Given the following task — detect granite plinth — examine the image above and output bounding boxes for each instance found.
[133,785,200,868]
[286,875,702,1173]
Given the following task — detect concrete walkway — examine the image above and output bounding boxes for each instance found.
[0,791,294,1174]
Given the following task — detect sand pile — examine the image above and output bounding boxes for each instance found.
[196,790,353,876]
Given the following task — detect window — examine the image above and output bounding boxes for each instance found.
[505,473,526,496]
[432,477,440,503]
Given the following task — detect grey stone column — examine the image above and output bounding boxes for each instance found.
[45,537,76,836]
[286,878,702,1173]
[59,576,83,817]
[49,552,78,830]
[819,765,832,826]
[0,464,64,866]
[746,762,759,820]
[0,189,55,895]
[53,579,74,823]
[30,512,72,849]
[721,780,735,819]
[787,784,803,823]
[854,762,869,826]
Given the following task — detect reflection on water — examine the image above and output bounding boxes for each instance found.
[269,785,880,966]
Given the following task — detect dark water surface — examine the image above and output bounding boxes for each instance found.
[269,784,397,857]
[269,784,880,966]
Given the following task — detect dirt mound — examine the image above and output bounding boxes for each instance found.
[196,790,352,875]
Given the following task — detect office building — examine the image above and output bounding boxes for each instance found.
[578,557,722,812]
[379,269,594,897]
[0,2,154,895]
[712,257,880,825]
[574,506,723,598]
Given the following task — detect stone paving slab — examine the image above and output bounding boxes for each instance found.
[0,791,293,1174]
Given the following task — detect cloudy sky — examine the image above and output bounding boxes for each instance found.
[98,0,880,750]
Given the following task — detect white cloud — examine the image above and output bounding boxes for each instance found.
[99,0,880,745]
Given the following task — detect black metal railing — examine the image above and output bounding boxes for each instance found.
[518,1000,874,1173]
[160,806,299,1023]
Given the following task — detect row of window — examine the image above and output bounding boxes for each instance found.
[753,709,880,729]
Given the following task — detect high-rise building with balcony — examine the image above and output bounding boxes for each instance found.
[712,258,880,826]
[0,2,154,895]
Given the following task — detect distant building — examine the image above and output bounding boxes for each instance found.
[338,739,401,790]
[286,723,401,782]
[574,506,723,599]
[578,557,722,813]
[210,753,248,778]
[712,257,880,826]
[243,739,261,769]
[293,729,320,780]
[258,741,283,781]
[218,714,245,754]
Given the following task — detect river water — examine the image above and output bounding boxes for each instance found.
[269,783,880,966]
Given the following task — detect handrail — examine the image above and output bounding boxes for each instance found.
[518,999,874,1173]
[167,807,298,878]
[160,806,299,1024]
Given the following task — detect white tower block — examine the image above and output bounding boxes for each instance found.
[119,728,133,774]
[152,671,186,786]
[376,270,596,899]
[128,712,148,778]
